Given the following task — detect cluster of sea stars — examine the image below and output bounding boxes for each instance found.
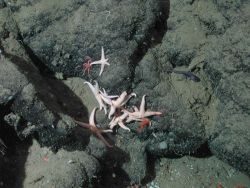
[74,80,162,147]
[75,47,162,147]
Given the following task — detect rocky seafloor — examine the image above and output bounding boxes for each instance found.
[0,0,250,187]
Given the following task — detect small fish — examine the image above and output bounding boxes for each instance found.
[172,70,200,82]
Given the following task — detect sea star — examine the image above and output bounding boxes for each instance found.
[100,88,119,103]
[74,108,113,147]
[91,46,110,76]
[101,91,136,119]
[85,81,108,114]
[124,95,162,123]
[82,56,92,75]
[109,111,130,131]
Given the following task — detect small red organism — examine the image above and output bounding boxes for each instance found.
[42,156,49,162]
[234,185,247,188]
[216,183,224,188]
[137,118,151,133]
[83,56,92,75]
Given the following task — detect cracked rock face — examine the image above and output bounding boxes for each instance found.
[9,0,166,92]
[138,0,250,176]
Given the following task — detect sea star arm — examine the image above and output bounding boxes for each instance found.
[74,120,92,129]
[100,129,113,133]
[99,88,118,106]
[100,94,112,106]
[113,91,127,106]
[109,117,117,129]
[139,95,146,117]
[118,121,130,131]
[144,111,162,117]
[95,132,113,147]
[99,62,110,76]
[84,81,98,95]
[126,116,141,123]
[120,112,129,120]
[90,47,110,76]
[74,116,113,147]
[89,108,97,126]
[120,92,136,106]
[122,108,141,122]
[108,106,116,119]
[133,106,139,112]
[85,81,107,114]
[101,88,119,99]
[90,60,101,65]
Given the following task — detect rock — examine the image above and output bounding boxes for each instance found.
[152,156,250,188]
[145,95,206,156]
[0,58,28,100]
[22,140,100,188]
[0,0,249,184]
[0,85,14,105]
[161,1,207,67]
[8,0,167,92]
[118,136,148,183]
[201,1,250,175]
[208,74,250,175]
[0,38,84,148]
[0,0,6,9]
[142,0,250,176]
[132,50,206,157]
[0,7,19,39]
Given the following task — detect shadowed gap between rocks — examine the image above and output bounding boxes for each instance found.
[0,41,101,187]
[4,34,89,121]
[128,0,170,91]
[139,142,213,186]
[3,51,89,121]
[0,123,32,188]
[92,147,131,188]
[0,98,32,188]
[141,153,157,185]
[17,34,55,77]
[92,141,213,187]
[1,41,92,150]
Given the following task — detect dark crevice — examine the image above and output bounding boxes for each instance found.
[2,23,10,40]
[17,33,54,77]
[141,153,157,185]
[0,97,32,188]
[190,141,213,158]
[92,147,131,188]
[1,45,89,150]
[137,142,212,185]
[4,51,88,118]
[190,0,196,5]
[0,123,32,188]
[0,1,6,9]
[128,0,170,90]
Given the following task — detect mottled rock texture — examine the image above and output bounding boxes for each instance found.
[0,0,249,187]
